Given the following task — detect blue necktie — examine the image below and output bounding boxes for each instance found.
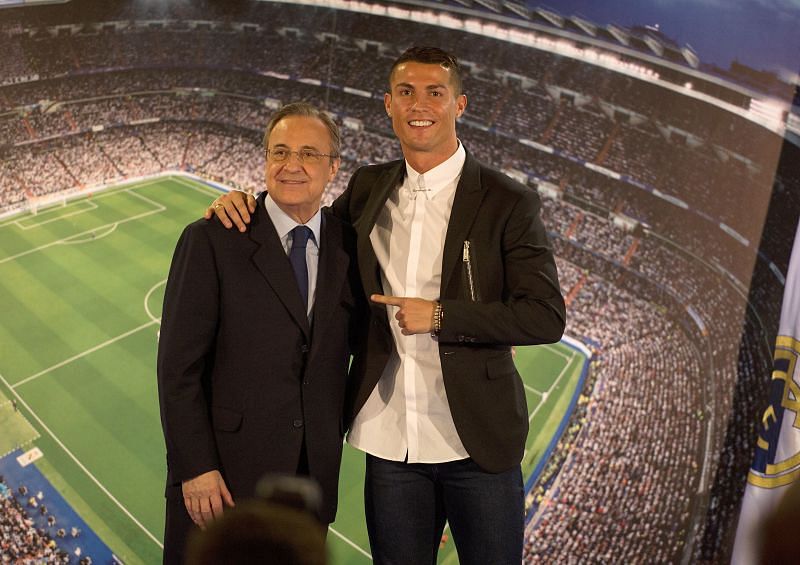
[289,226,313,310]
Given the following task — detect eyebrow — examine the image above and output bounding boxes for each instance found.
[271,143,323,151]
[395,82,449,91]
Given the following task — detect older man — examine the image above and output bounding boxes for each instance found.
[158,102,361,563]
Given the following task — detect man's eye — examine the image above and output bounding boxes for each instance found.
[272,149,288,159]
[301,150,320,160]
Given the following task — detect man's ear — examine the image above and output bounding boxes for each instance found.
[384,92,392,116]
[455,94,467,118]
[328,158,341,183]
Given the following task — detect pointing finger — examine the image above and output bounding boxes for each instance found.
[371,294,404,306]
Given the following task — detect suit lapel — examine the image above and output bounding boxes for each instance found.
[308,215,349,368]
[249,194,311,339]
[441,153,486,295]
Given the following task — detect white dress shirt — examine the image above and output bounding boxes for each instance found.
[264,194,321,316]
[348,143,470,463]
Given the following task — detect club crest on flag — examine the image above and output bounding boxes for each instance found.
[748,336,800,489]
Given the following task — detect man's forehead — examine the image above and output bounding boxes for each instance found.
[268,116,328,145]
[391,61,454,85]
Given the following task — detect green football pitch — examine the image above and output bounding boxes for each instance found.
[0,176,586,564]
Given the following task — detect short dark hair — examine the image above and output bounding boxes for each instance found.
[388,46,463,96]
[263,102,341,159]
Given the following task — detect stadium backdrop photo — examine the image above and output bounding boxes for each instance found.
[1,0,799,563]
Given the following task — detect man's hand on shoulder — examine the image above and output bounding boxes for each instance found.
[204,191,257,232]
[181,469,235,529]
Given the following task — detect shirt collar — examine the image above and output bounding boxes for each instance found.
[263,193,322,245]
[404,142,466,196]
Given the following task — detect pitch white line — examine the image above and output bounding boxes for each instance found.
[0,179,173,264]
[12,321,158,390]
[124,187,168,209]
[60,223,118,244]
[524,383,544,395]
[528,350,579,422]
[549,348,574,362]
[0,370,164,549]
[1,206,164,265]
[169,176,226,197]
[144,280,167,324]
[15,201,99,230]
[329,526,372,560]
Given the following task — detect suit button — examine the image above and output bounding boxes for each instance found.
[293,419,303,428]
[300,344,309,353]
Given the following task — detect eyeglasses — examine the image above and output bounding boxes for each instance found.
[266,148,338,164]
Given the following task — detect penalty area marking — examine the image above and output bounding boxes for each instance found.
[14,200,99,230]
[0,201,165,265]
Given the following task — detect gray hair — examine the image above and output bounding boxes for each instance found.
[263,102,340,159]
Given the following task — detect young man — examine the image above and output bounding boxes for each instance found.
[159,102,361,563]
[207,47,566,564]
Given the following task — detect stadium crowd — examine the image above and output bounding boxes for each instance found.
[0,481,70,564]
[0,3,796,562]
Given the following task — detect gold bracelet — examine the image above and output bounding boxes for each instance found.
[431,302,443,337]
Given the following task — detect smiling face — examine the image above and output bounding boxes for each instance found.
[265,115,340,224]
[385,61,467,173]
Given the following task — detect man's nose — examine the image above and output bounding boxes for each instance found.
[284,152,304,169]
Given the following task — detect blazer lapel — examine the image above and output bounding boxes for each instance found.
[249,194,311,339]
[441,152,486,295]
[354,162,404,300]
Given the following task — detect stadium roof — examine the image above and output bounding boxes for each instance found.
[0,0,69,7]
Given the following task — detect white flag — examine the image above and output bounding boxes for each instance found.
[732,222,800,564]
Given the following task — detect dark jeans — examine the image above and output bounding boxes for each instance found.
[364,454,524,565]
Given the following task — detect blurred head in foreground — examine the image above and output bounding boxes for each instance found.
[185,500,326,565]
[186,474,327,565]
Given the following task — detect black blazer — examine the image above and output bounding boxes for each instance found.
[332,150,566,473]
[157,193,360,529]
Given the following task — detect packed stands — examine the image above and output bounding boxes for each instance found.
[1,2,796,561]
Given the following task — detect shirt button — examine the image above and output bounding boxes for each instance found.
[293,419,304,428]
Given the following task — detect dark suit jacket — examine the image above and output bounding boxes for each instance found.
[332,149,566,474]
[157,193,360,558]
